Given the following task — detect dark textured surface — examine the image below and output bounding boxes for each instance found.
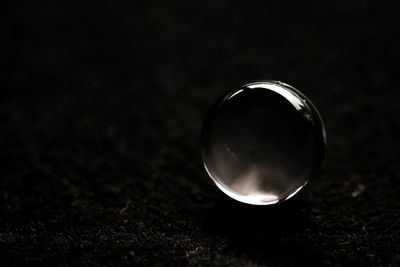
[2,1,400,265]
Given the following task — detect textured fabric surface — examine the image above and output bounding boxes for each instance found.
[2,1,400,265]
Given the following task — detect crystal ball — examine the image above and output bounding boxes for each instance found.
[201,81,326,205]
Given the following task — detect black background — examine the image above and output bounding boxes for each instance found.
[2,0,400,265]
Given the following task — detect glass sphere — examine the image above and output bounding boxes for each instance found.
[201,81,326,205]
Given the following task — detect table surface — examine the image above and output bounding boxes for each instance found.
[2,1,400,265]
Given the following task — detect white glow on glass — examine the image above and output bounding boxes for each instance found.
[247,83,305,111]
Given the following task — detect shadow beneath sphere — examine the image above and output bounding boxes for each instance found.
[200,197,321,264]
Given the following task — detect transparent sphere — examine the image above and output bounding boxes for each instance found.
[201,81,326,205]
